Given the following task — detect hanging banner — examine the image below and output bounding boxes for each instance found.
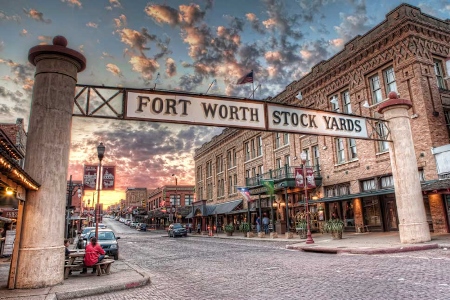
[295,167,316,188]
[83,165,98,190]
[102,166,116,190]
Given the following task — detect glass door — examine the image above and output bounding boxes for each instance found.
[382,195,398,231]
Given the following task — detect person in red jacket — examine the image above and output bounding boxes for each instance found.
[81,237,105,274]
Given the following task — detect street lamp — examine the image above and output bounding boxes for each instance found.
[95,142,106,239]
[300,152,314,244]
[66,175,82,239]
[172,174,177,223]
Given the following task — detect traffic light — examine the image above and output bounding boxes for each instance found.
[142,199,147,208]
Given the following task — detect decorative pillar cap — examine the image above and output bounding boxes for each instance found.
[28,35,86,72]
[377,91,412,114]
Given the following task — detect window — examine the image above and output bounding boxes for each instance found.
[445,109,450,137]
[251,139,256,158]
[275,158,282,169]
[245,169,250,179]
[244,142,250,161]
[302,148,311,166]
[434,59,446,89]
[257,136,262,156]
[207,183,213,200]
[369,74,383,104]
[330,94,340,112]
[342,90,352,114]
[324,183,350,197]
[216,155,223,174]
[258,165,264,176]
[228,175,233,194]
[283,133,289,145]
[233,174,237,191]
[380,175,394,188]
[383,67,397,93]
[376,122,389,153]
[275,133,281,148]
[335,138,345,164]
[349,138,357,159]
[251,167,256,178]
[362,179,377,191]
[185,195,194,205]
[312,145,320,173]
[197,166,203,181]
[284,155,290,167]
[227,149,236,168]
[206,161,212,178]
[170,194,181,206]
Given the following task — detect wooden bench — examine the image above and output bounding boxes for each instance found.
[93,259,114,276]
[64,259,114,279]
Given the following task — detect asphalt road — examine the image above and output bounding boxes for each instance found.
[76,218,450,300]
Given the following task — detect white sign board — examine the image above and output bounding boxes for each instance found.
[126,92,266,130]
[267,103,368,138]
[3,230,16,256]
[125,91,370,139]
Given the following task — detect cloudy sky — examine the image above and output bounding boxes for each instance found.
[1,0,449,206]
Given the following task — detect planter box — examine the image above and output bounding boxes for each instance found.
[285,232,293,239]
[269,232,278,239]
[258,232,265,238]
[226,231,233,236]
[247,232,255,238]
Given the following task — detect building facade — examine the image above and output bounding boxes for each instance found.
[193,4,450,236]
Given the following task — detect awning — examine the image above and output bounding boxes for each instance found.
[421,179,450,193]
[213,200,242,215]
[320,188,395,203]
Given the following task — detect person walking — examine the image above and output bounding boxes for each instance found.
[262,214,270,234]
[197,222,201,234]
[256,216,261,233]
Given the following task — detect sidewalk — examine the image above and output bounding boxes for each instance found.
[190,230,450,254]
[0,239,151,300]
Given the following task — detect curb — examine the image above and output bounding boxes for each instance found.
[286,243,439,255]
[54,262,151,300]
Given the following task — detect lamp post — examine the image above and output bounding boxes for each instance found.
[300,152,314,244]
[172,174,177,223]
[95,142,106,239]
[66,175,82,239]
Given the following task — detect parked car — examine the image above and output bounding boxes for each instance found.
[168,223,187,237]
[130,222,138,228]
[84,229,120,260]
[125,219,131,226]
[92,223,107,229]
[77,227,95,249]
[138,223,147,231]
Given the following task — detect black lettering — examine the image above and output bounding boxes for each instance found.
[308,115,318,128]
[300,114,308,127]
[339,118,347,131]
[272,111,281,125]
[230,106,239,120]
[250,108,259,122]
[165,98,177,115]
[136,96,150,113]
[331,118,339,130]
[323,116,332,129]
[239,107,250,121]
[151,97,164,114]
[291,112,298,126]
[346,119,354,131]
[219,105,228,119]
[280,111,290,125]
[355,120,362,132]
[178,99,191,116]
[201,103,218,118]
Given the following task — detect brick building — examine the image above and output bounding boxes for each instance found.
[147,185,195,228]
[193,4,450,235]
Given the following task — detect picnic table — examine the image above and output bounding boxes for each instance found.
[64,251,114,279]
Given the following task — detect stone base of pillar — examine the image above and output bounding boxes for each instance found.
[285,232,293,239]
[258,232,265,238]
[399,222,431,244]
[16,247,63,288]
[269,232,278,239]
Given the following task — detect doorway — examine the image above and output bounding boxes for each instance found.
[381,195,398,231]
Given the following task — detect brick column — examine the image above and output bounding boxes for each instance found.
[378,92,430,244]
[15,36,85,288]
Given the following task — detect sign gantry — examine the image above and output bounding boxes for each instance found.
[74,84,391,142]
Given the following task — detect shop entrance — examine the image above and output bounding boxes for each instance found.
[381,195,399,232]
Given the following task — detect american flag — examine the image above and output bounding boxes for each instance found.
[237,187,253,202]
[236,70,253,85]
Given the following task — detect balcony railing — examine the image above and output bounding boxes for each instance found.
[245,165,321,187]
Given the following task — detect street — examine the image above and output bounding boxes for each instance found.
[75,218,450,300]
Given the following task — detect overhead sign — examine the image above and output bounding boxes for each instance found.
[125,91,369,139]
[83,165,97,191]
[102,166,115,190]
[126,92,266,130]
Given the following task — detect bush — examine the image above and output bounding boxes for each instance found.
[239,222,251,232]
[224,224,235,233]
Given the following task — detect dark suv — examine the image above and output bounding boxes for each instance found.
[168,223,187,237]
[84,229,120,260]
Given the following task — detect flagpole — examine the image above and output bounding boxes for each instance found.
[251,70,254,99]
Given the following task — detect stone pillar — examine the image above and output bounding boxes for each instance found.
[378,92,430,244]
[15,36,85,288]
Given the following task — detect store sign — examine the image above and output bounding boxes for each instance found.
[126,92,369,139]
[83,165,98,190]
[3,210,18,219]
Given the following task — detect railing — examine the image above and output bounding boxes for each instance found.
[245,165,321,187]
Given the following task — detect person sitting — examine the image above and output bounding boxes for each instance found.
[64,239,71,258]
[81,237,105,274]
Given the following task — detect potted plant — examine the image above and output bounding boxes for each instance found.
[295,219,308,239]
[239,222,251,236]
[224,223,234,236]
[324,219,345,239]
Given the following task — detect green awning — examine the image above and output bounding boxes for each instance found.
[319,188,395,202]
